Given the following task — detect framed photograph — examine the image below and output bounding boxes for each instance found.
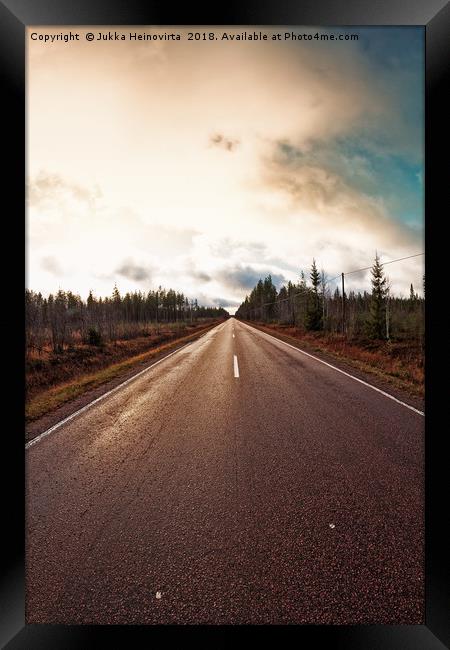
[1,0,448,646]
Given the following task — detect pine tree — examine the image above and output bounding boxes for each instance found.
[299,270,307,291]
[287,280,296,326]
[368,253,387,339]
[112,284,121,303]
[263,275,277,321]
[321,269,327,326]
[277,285,289,323]
[306,259,322,330]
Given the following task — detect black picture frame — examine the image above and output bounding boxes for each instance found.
[1,0,448,647]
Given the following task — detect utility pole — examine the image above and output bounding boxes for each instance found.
[341,272,345,335]
[321,270,326,327]
[386,286,390,340]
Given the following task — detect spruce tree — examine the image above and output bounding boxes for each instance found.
[263,275,277,321]
[306,259,322,330]
[287,280,296,326]
[368,253,387,339]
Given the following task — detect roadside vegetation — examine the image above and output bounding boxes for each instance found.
[235,255,424,397]
[26,286,228,421]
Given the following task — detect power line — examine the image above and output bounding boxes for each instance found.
[344,252,424,277]
[343,265,373,276]
[242,252,424,311]
[380,252,424,267]
[327,253,424,282]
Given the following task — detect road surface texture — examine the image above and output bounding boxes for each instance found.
[26,318,424,624]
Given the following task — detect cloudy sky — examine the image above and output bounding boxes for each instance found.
[27,27,424,312]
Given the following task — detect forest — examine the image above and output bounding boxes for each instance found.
[25,285,229,421]
[25,256,425,422]
[235,255,424,345]
[26,285,228,357]
[235,255,424,396]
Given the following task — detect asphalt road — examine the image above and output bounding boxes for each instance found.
[26,318,424,624]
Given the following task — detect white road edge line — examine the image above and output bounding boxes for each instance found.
[25,326,220,450]
[243,322,424,417]
[234,354,239,378]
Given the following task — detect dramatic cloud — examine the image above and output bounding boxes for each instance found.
[189,269,212,282]
[217,265,287,292]
[27,171,101,209]
[195,293,242,309]
[209,133,240,152]
[115,260,153,283]
[262,141,421,249]
[27,27,424,309]
[40,256,63,276]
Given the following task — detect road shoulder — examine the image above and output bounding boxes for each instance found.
[25,323,220,443]
[242,321,425,414]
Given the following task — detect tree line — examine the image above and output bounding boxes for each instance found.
[26,286,229,355]
[235,255,424,344]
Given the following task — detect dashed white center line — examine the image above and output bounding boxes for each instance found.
[233,354,239,378]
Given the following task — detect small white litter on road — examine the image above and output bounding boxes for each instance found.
[156,591,162,599]
[329,523,335,529]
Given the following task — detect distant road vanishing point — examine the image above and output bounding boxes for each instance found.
[26,318,424,624]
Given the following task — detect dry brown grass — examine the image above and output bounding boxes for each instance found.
[26,320,221,422]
